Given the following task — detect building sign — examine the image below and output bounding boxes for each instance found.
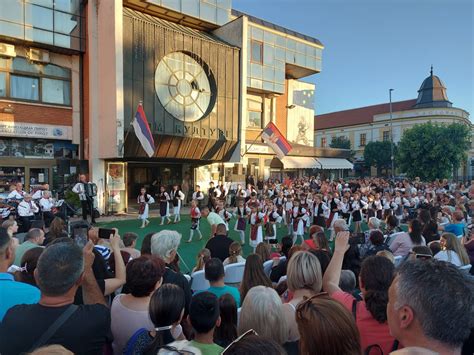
[246,144,269,154]
[0,122,72,140]
[287,80,315,147]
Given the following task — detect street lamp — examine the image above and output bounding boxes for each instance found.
[389,88,394,179]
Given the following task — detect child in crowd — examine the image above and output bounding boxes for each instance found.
[188,199,203,243]
[234,200,249,245]
[137,187,154,228]
[170,184,185,224]
[158,186,171,226]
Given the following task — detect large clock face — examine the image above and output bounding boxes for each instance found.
[154,52,213,123]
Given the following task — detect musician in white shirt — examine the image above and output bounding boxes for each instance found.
[17,194,39,232]
[7,182,25,200]
[39,191,58,227]
[72,174,96,224]
[31,183,50,200]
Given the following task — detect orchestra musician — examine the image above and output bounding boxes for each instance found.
[72,174,97,224]
[39,191,63,227]
[17,194,39,232]
[31,183,50,200]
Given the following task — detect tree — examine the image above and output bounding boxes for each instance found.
[329,136,351,149]
[363,141,395,176]
[396,122,470,181]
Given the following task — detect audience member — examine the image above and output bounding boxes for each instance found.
[388,259,474,354]
[407,246,433,261]
[43,217,68,246]
[205,223,234,262]
[192,248,211,273]
[111,255,166,354]
[213,294,238,348]
[13,228,44,266]
[239,254,272,303]
[434,232,470,267]
[141,232,154,255]
[365,230,391,257]
[121,232,141,259]
[418,208,438,243]
[0,227,40,321]
[221,334,286,355]
[14,246,44,286]
[203,258,241,306]
[124,284,185,355]
[390,219,426,257]
[223,241,246,265]
[0,241,112,354]
[2,220,18,238]
[255,242,271,262]
[339,269,357,295]
[440,210,465,237]
[270,236,293,283]
[376,249,395,264]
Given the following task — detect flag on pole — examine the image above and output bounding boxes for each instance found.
[262,122,292,159]
[132,103,155,158]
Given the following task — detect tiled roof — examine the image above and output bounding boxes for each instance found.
[314,99,417,131]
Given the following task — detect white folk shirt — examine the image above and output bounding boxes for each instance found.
[72,182,88,201]
[39,197,54,212]
[7,190,24,200]
[31,190,46,200]
[18,200,39,217]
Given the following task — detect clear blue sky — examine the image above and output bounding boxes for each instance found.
[232,0,473,117]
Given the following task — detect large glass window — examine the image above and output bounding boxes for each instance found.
[360,133,366,146]
[0,73,6,97]
[383,131,390,142]
[247,94,263,129]
[11,75,39,101]
[42,78,71,105]
[251,40,263,64]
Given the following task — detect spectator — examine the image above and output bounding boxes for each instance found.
[0,227,40,321]
[387,260,474,354]
[2,220,18,238]
[282,251,322,342]
[309,249,331,274]
[323,232,397,354]
[376,250,395,264]
[121,232,141,259]
[407,246,433,261]
[223,241,246,266]
[30,344,73,355]
[203,258,241,307]
[111,255,166,354]
[141,232,154,255]
[124,284,186,355]
[87,227,113,262]
[214,294,238,348]
[239,254,272,303]
[384,215,402,236]
[270,236,293,283]
[167,292,223,354]
[13,228,44,266]
[418,208,438,243]
[205,223,234,262]
[390,219,426,257]
[43,217,68,246]
[238,286,291,351]
[151,230,192,316]
[255,242,271,262]
[333,219,361,280]
[14,247,44,286]
[192,248,211,273]
[221,334,286,355]
[0,241,112,354]
[201,206,226,237]
[303,226,328,252]
[440,210,465,237]
[296,294,361,355]
[365,230,391,257]
[434,233,470,267]
[339,269,357,294]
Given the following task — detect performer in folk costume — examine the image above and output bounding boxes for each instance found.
[326,193,340,229]
[373,193,384,220]
[192,185,205,208]
[351,192,366,234]
[170,184,185,223]
[187,199,203,242]
[248,203,264,252]
[158,186,171,225]
[138,187,154,228]
[234,199,250,245]
[285,196,294,234]
[208,181,220,211]
[339,196,351,225]
[216,200,232,231]
[273,190,286,224]
[291,199,306,245]
[17,194,39,233]
[264,200,281,242]
[313,194,328,228]
[72,174,96,224]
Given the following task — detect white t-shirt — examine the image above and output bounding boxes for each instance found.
[434,250,463,267]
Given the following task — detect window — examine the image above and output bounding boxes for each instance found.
[321,137,326,147]
[247,93,263,128]
[0,57,71,105]
[251,40,263,64]
[360,133,366,146]
[383,131,390,142]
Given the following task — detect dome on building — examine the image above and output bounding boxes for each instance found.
[413,66,452,109]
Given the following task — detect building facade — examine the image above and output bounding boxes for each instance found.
[314,69,472,178]
[0,0,84,194]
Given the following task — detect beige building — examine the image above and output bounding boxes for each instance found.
[314,69,473,178]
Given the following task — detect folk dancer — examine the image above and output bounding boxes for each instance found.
[313,194,328,228]
[192,185,205,208]
[234,200,249,245]
[248,203,264,252]
[291,199,306,245]
[264,200,281,242]
[158,186,171,225]
[170,184,185,223]
[138,187,154,228]
[187,199,203,242]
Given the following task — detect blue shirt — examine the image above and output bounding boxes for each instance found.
[444,223,464,237]
[206,285,241,307]
[0,273,40,321]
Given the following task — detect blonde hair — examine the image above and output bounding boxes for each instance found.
[376,250,395,264]
[227,242,242,264]
[441,233,470,265]
[255,242,271,262]
[194,248,211,272]
[238,286,288,345]
[287,251,322,293]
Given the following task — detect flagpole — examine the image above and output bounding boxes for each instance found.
[119,101,142,156]
[240,129,264,157]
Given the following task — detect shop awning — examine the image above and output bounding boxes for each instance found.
[315,157,354,170]
[276,156,319,169]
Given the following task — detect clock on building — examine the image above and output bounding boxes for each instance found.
[154,52,214,123]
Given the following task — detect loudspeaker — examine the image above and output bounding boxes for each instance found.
[57,159,70,175]
[79,160,89,174]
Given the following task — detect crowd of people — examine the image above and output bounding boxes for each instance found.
[0,175,474,355]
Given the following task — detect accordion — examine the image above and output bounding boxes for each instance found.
[84,183,98,197]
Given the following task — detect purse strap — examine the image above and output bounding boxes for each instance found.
[29,304,78,352]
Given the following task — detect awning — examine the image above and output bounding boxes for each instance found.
[274,156,319,169]
[315,157,354,170]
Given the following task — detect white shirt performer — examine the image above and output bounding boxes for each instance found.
[72,174,96,224]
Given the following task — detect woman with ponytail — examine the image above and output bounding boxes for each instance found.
[192,248,211,273]
[124,284,186,355]
[323,231,397,354]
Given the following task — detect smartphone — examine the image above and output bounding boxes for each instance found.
[72,227,88,248]
[98,228,115,239]
[268,238,279,245]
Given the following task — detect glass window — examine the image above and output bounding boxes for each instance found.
[54,10,79,35]
[10,75,39,101]
[0,57,9,69]
[162,0,181,11]
[0,72,6,97]
[54,0,80,14]
[247,95,263,128]
[251,40,263,64]
[275,47,285,61]
[263,44,274,65]
[200,2,216,23]
[25,27,54,45]
[12,57,42,74]
[250,63,262,79]
[184,0,199,17]
[275,35,286,48]
[43,63,71,78]
[263,66,274,82]
[0,0,23,23]
[251,26,263,41]
[360,133,366,146]
[321,137,326,147]
[216,8,229,25]
[263,81,273,92]
[383,131,390,142]
[0,21,24,39]
[42,78,71,105]
[264,31,276,44]
[25,3,53,30]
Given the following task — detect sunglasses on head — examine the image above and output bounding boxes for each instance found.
[222,329,258,354]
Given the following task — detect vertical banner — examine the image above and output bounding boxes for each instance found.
[287,80,315,147]
[106,162,126,213]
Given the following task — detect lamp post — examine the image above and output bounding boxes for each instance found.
[389,88,394,179]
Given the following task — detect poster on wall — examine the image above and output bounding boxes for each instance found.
[107,162,125,191]
[287,80,315,147]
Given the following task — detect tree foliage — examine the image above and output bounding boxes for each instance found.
[363,141,395,175]
[330,136,351,149]
[396,122,470,181]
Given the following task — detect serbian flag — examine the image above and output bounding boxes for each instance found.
[262,122,292,159]
[132,103,155,157]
